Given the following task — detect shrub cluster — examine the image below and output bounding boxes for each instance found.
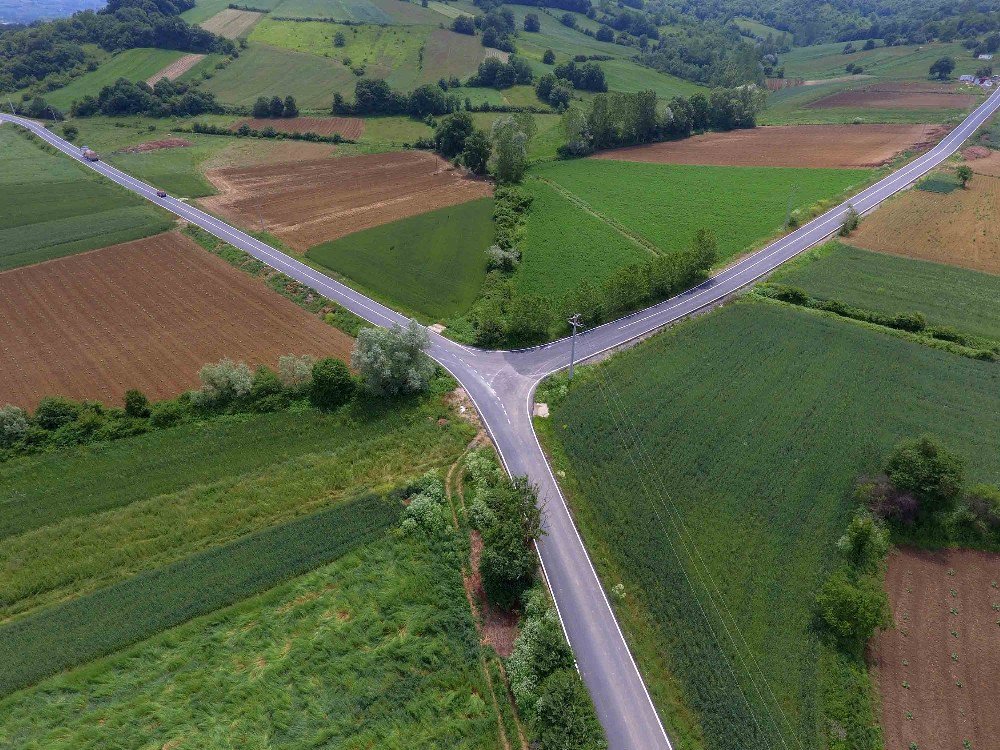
[487,185,532,269]
[251,94,299,118]
[186,121,351,144]
[506,587,608,750]
[333,79,462,118]
[756,284,1000,361]
[467,56,534,89]
[401,470,450,535]
[70,77,222,118]
[0,354,354,460]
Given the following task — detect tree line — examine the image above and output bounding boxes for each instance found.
[561,85,767,156]
[70,77,222,118]
[0,0,234,94]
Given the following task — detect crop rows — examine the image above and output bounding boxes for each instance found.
[0,492,400,697]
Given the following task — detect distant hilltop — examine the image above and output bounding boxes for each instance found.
[0,0,105,24]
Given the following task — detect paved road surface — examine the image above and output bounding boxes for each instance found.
[4,87,999,749]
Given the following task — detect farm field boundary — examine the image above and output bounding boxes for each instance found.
[0,492,399,698]
[231,115,364,138]
[199,7,264,38]
[145,53,205,85]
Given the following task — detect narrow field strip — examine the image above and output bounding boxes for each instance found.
[145,52,205,84]
[0,493,399,698]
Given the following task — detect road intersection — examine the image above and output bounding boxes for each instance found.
[4,86,999,749]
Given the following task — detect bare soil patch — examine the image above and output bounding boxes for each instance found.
[203,139,336,170]
[807,82,977,109]
[0,232,353,409]
[962,145,992,160]
[464,530,519,657]
[968,150,1000,177]
[145,53,204,85]
[872,547,1000,750]
[591,124,949,169]
[200,151,492,251]
[231,117,365,139]
[850,170,1000,274]
[116,138,192,154]
[200,8,263,38]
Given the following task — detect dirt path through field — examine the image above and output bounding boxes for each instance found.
[872,548,1000,750]
[0,232,353,409]
[592,124,949,168]
[146,54,204,85]
[200,151,491,250]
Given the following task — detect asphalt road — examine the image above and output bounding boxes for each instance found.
[4,86,999,749]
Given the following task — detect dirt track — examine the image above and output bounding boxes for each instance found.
[591,124,949,168]
[146,54,204,85]
[872,548,1000,750]
[231,117,365,139]
[808,82,977,110]
[0,233,353,409]
[199,151,492,250]
[199,8,262,38]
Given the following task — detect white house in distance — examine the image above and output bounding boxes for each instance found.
[978,53,994,60]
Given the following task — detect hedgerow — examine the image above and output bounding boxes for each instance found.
[0,492,399,698]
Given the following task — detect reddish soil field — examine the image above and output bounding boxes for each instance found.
[117,138,192,154]
[231,117,365,139]
[850,169,1000,274]
[807,82,977,110]
[592,124,949,168]
[969,150,1000,177]
[145,53,204,85]
[0,233,353,409]
[872,548,1000,750]
[200,151,492,251]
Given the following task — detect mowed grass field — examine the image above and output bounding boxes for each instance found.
[200,42,354,108]
[780,40,972,82]
[249,20,486,92]
[43,48,189,110]
[530,159,871,263]
[307,198,494,321]
[773,242,1000,341]
[0,128,172,271]
[540,300,1000,750]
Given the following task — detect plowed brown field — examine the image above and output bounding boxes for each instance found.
[807,82,977,110]
[231,117,366,139]
[145,53,204,85]
[872,548,1000,750]
[200,8,262,38]
[591,124,948,168]
[850,171,1000,274]
[200,151,492,250]
[0,233,353,409]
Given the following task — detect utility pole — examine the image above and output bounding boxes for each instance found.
[567,313,583,379]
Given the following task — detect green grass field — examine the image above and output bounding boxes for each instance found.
[0,128,172,270]
[0,526,501,749]
[181,0,285,24]
[540,300,1000,750]
[733,17,789,41]
[201,42,353,108]
[530,159,871,263]
[306,198,494,321]
[772,242,1000,341]
[272,0,393,22]
[42,48,187,110]
[513,177,649,298]
[780,40,973,81]
[0,398,472,620]
[250,20,486,92]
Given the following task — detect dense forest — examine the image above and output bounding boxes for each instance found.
[0,0,233,93]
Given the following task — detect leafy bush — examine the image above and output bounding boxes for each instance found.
[351,320,435,397]
[278,354,316,389]
[149,400,186,428]
[404,471,448,534]
[0,405,29,447]
[33,396,81,430]
[886,435,965,515]
[815,569,891,649]
[194,358,253,408]
[507,607,574,716]
[309,357,355,411]
[486,244,521,271]
[836,510,889,573]
[123,389,150,419]
[477,475,542,608]
[534,669,608,750]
